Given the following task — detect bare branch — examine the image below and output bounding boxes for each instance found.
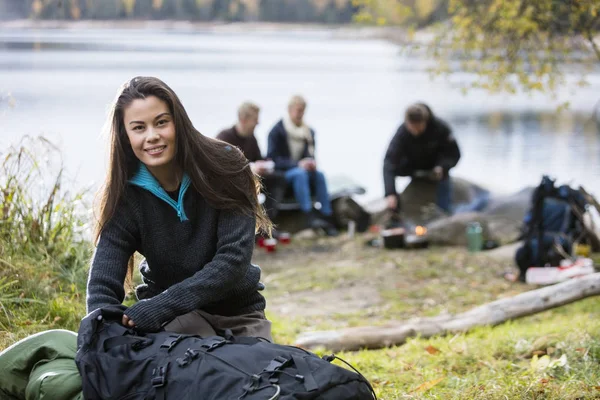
[586,29,600,62]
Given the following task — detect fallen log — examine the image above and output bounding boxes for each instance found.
[295,273,600,352]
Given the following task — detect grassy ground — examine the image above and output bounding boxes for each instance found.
[256,237,600,399]
[2,233,599,399]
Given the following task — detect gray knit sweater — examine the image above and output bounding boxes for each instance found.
[86,166,265,332]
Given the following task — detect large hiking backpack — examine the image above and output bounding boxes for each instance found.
[515,176,590,280]
[75,306,377,400]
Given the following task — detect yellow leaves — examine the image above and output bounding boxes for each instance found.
[153,0,164,10]
[415,0,437,19]
[530,354,568,373]
[487,0,505,16]
[556,102,571,113]
[366,0,592,97]
[536,63,553,78]
[353,11,374,24]
[351,0,371,7]
[371,377,394,388]
[391,3,412,24]
[355,0,442,26]
[529,82,544,91]
[425,345,441,355]
[411,377,445,393]
[452,15,472,29]
[448,0,463,14]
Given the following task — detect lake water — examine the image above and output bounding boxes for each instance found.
[2,26,600,201]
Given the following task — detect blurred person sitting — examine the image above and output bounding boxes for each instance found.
[217,102,286,234]
[383,103,461,226]
[266,95,338,236]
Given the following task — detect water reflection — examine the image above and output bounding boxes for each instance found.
[450,111,600,194]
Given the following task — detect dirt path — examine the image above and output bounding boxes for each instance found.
[252,235,525,330]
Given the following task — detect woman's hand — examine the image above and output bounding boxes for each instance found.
[122,314,136,328]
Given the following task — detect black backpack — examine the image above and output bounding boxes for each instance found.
[515,176,590,280]
[75,306,377,400]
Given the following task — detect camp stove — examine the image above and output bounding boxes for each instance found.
[405,224,430,249]
[381,223,429,249]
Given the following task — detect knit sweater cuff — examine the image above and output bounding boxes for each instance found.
[125,300,166,332]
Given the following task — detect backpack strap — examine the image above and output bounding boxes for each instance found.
[231,336,266,346]
[323,354,378,400]
[291,355,318,391]
[151,362,170,400]
[261,356,291,384]
[150,334,196,398]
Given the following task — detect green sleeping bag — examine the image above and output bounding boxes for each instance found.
[0,329,82,400]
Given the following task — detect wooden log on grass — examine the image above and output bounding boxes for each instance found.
[295,273,600,352]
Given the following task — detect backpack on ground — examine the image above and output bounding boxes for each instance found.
[75,306,377,400]
[515,176,592,281]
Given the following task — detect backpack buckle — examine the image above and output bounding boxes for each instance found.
[160,335,184,351]
[264,356,289,373]
[242,374,262,394]
[151,376,166,388]
[176,348,200,367]
[151,363,169,387]
[200,337,228,352]
[262,356,290,384]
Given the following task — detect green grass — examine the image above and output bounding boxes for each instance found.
[3,232,600,400]
[1,139,600,399]
[294,299,600,399]
[255,238,600,399]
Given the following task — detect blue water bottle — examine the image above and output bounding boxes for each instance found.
[466,222,483,252]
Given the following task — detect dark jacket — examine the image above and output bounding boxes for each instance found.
[86,163,265,332]
[267,119,315,171]
[383,115,460,196]
[216,126,263,163]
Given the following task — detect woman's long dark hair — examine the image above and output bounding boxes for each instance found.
[96,77,271,283]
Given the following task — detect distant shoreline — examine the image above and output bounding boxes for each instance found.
[0,18,413,42]
[0,19,344,30]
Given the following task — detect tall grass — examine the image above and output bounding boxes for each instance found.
[0,136,89,257]
[0,136,92,330]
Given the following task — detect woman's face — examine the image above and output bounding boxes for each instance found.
[123,95,177,174]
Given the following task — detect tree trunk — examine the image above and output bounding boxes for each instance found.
[295,273,600,352]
